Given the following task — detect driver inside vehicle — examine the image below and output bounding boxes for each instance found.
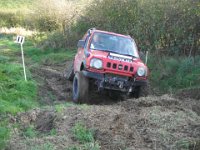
[90,34,105,49]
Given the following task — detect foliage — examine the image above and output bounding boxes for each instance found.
[149,56,200,91]
[81,0,200,56]
[70,123,100,150]
[72,123,94,143]
[23,125,38,138]
[0,35,38,149]
[26,46,76,65]
[0,125,10,149]
[1,0,199,56]
[30,142,55,150]
[67,142,100,150]
[0,61,38,114]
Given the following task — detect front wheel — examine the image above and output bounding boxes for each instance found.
[132,82,150,98]
[73,72,89,103]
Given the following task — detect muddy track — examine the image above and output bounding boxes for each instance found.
[31,62,73,105]
[7,63,200,150]
[31,63,121,105]
[8,95,200,150]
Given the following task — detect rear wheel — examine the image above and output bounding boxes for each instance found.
[73,72,89,103]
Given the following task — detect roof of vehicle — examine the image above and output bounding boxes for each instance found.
[88,28,132,39]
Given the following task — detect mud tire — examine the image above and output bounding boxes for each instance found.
[133,81,150,98]
[72,72,89,103]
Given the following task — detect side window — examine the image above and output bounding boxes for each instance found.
[84,35,90,49]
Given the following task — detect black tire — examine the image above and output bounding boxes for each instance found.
[64,63,74,81]
[72,72,89,103]
[133,82,150,98]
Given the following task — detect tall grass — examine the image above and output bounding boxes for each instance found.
[0,35,38,149]
[149,56,200,92]
[0,64,37,114]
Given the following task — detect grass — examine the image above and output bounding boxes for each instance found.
[72,123,94,143]
[30,142,55,150]
[23,125,38,138]
[0,62,37,114]
[67,143,100,150]
[27,48,76,65]
[0,34,76,149]
[0,124,10,149]
[0,35,38,115]
[0,34,38,149]
[145,106,200,149]
[148,55,200,92]
[69,122,100,150]
[55,103,74,113]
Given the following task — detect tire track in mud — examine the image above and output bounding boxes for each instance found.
[32,63,121,105]
[31,63,73,105]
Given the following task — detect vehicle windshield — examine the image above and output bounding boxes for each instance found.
[90,32,139,58]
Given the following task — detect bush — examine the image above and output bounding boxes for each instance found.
[149,56,200,91]
[80,0,199,56]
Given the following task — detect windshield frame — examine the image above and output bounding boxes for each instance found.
[89,32,139,58]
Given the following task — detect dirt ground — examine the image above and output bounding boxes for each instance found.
[6,64,200,150]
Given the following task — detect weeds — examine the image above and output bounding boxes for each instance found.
[23,125,38,138]
[0,126,10,149]
[72,123,94,143]
[70,122,100,149]
[149,56,200,92]
[30,142,55,150]
[67,142,100,150]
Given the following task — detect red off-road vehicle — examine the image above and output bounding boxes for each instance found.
[66,28,149,103]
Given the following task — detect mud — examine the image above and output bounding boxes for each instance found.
[31,62,73,105]
[7,64,200,150]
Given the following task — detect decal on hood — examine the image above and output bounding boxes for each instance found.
[108,53,133,62]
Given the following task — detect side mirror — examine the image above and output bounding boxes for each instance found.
[77,40,85,48]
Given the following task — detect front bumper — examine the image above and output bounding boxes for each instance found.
[82,70,147,92]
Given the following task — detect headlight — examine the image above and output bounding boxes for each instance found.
[137,67,146,76]
[90,58,103,69]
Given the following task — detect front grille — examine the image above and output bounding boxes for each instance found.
[106,62,133,72]
[113,63,117,69]
[130,67,134,72]
[124,65,128,71]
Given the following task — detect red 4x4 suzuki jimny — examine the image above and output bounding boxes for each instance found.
[66,28,149,103]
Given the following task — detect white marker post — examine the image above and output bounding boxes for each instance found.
[15,36,27,81]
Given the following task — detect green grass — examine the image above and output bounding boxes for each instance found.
[67,143,100,150]
[0,34,76,149]
[70,122,100,150]
[26,47,76,65]
[72,123,95,143]
[23,125,38,138]
[0,35,38,149]
[0,35,38,115]
[0,63,37,114]
[0,124,10,149]
[148,56,200,92]
[30,142,55,150]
